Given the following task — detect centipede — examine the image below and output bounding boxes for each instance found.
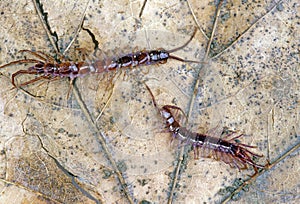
[0,29,200,88]
[145,84,264,171]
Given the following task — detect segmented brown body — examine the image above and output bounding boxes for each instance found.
[103,50,170,71]
[102,28,199,71]
[145,84,264,171]
[0,50,97,87]
[0,29,199,87]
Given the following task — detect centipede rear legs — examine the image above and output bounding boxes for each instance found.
[11,70,53,87]
[1,50,49,87]
[19,50,56,62]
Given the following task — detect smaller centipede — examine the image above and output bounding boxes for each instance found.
[145,84,264,171]
[102,28,199,72]
[0,29,200,88]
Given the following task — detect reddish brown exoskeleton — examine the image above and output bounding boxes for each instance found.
[0,29,200,87]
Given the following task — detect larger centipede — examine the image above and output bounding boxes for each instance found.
[0,29,199,88]
[145,84,264,171]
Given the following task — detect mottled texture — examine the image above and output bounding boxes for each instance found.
[0,0,299,203]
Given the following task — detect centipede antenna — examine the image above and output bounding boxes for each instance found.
[166,27,197,53]
[11,70,41,87]
[17,75,51,88]
[168,54,202,64]
[19,50,48,62]
[0,59,42,69]
[144,83,159,109]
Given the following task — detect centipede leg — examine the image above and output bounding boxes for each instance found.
[227,133,245,142]
[220,130,238,140]
[236,150,264,169]
[234,153,249,170]
[229,134,261,150]
[109,71,121,90]
[169,134,175,147]
[74,47,91,61]
[193,146,200,159]
[19,50,49,62]
[240,147,263,158]
[225,154,240,169]
[16,75,52,88]
[232,157,247,170]
[0,59,42,69]
[20,49,67,63]
[11,70,39,87]
[66,78,75,99]
[219,151,231,166]
[237,143,258,149]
